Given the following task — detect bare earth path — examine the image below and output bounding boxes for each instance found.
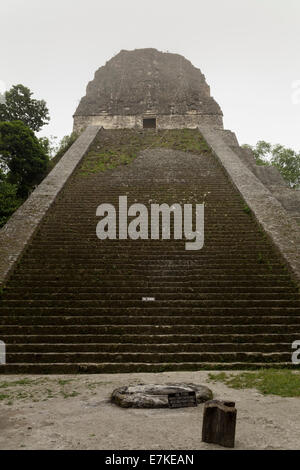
[0,370,299,450]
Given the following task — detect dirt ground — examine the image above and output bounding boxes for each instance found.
[0,370,299,450]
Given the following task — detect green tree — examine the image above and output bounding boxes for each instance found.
[242,140,300,188]
[0,84,50,132]
[48,132,78,170]
[243,141,272,166]
[56,132,78,157]
[0,172,22,227]
[271,144,300,189]
[0,120,49,197]
[38,135,58,158]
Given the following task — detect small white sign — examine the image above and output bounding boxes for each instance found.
[142,297,155,302]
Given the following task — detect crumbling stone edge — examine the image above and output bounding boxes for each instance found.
[0,125,102,288]
[199,125,300,287]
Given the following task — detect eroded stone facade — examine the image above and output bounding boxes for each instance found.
[73,113,223,133]
[73,48,223,132]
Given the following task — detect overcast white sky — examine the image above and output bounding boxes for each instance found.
[1,0,300,149]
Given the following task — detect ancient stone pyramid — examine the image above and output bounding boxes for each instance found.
[0,49,300,373]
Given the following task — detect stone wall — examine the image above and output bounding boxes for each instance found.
[73,113,223,133]
[223,133,300,223]
[74,49,223,119]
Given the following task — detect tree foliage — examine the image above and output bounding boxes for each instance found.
[243,140,300,188]
[0,120,49,197]
[55,132,78,158]
[38,135,58,158]
[0,84,50,132]
[47,132,78,171]
[271,145,300,189]
[0,172,22,227]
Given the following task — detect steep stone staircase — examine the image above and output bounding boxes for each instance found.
[0,129,299,373]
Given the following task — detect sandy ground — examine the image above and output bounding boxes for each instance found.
[0,370,299,450]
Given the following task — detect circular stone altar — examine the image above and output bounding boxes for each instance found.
[111,383,213,408]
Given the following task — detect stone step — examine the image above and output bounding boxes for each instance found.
[28,235,271,242]
[3,292,297,300]
[23,254,279,262]
[7,279,293,288]
[1,315,300,325]
[1,324,299,335]
[0,362,292,374]
[5,342,291,353]
[16,262,284,270]
[5,286,295,294]
[11,273,291,282]
[3,351,293,363]
[1,333,297,344]
[1,307,298,315]
[39,231,260,236]
[1,299,298,308]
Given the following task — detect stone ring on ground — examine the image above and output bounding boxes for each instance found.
[111,383,213,408]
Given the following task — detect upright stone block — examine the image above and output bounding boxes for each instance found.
[202,400,237,448]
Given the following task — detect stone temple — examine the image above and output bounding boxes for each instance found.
[0,48,300,373]
[73,48,223,132]
[74,48,300,223]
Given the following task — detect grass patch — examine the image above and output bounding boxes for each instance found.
[257,253,264,264]
[242,204,251,215]
[208,370,300,397]
[0,376,116,405]
[0,378,46,388]
[57,379,74,386]
[0,394,10,400]
[60,390,80,399]
[86,381,113,389]
[79,129,211,175]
